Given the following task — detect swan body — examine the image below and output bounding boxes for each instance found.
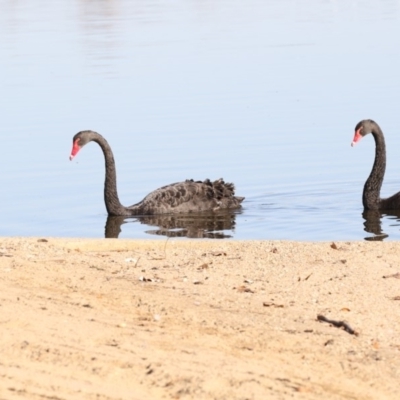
[70,130,244,216]
[352,119,400,210]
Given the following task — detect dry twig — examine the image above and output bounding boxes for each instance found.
[317,314,359,336]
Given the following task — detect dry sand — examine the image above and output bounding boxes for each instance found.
[1,237,400,399]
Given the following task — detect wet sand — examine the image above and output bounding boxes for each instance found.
[1,238,399,399]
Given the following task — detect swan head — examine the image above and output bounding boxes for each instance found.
[69,130,98,160]
[351,119,377,147]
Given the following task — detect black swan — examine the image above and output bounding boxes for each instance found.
[69,130,244,216]
[351,119,400,210]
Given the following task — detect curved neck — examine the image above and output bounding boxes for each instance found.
[363,124,386,210]
[92,135,128,216]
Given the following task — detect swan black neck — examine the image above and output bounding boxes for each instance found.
[362,121,386,210]
[91,134,128,216]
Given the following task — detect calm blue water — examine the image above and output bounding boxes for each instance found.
[1,0,400,240]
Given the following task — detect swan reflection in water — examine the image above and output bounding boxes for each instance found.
[104,211,241,239]
[362,210,400,241]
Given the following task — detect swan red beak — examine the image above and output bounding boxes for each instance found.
[69,139,81,160]
[351,128,362,147]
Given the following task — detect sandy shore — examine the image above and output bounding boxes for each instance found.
[1,238,399,399]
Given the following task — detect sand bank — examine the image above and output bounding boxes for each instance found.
[1,238,399,399]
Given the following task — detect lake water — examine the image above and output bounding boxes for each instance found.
[2,0,400,241]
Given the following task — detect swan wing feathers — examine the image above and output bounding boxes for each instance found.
[381,191,400,210]
[131,179,244,214]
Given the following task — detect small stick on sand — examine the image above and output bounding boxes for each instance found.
[317,314,359,336]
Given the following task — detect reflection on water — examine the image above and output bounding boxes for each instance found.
[78,0,122,75]
[362,210,400,241]
[105,210,240,239]
[363,210,389,241]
